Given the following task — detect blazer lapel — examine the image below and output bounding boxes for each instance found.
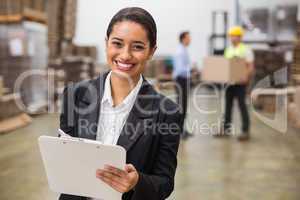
[77,72,109,139]
[117,79,159,151]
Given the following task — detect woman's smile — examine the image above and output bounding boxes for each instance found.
[114,60,136,72]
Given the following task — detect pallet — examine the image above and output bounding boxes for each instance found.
[0,14,22,23]
[288,103,300,129]
[23,8,47,24]
[0,113,32,134]
[0,8,46,24]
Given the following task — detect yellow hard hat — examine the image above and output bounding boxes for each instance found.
[228,26,244,36]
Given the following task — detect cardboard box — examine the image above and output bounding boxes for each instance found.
[0,93,22,120]
[295,87,300,110]
[288,87,300,129]
[63,0,77,40]
[0,76,3,97]
[32,0,45,12]
[202,56,248,83]
[0,0,22,15]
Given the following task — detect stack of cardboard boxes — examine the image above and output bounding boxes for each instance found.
[0,94,23,120]
[49,57,96,84]
[288,87,300,129]
[0,0,22,16]
[0,23,48,107]
[0,93,32,134]
[61,44,98,60]
[63,0,77,40]
[0,1,48,133]
[291,23,300,85]
[0,55,33,133]
[0,25,31,97]
[47,0,76,59]
[48,57,97,111]
[0,75,20,123]
[0,76,3,97]
[48,0,98,60]
[72,45,98,60]
[22,0,47,13]
[292,46,300,84]
[253,49,286,87]
[251,48,291,113]
[0,0,47,23]
[287,22,300,129]
[0,56,31,94]
[47,0,100,110]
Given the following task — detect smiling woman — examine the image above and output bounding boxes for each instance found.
[106,20,155,90]
[59,7,183,200]
[105,7,157,92]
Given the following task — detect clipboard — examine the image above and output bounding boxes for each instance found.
[38,135,126,200]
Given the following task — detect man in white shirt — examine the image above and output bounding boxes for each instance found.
[173,31,192,140]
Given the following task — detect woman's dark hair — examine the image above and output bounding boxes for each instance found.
[106,7,157,49]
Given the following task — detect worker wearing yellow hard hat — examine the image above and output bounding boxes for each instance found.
[228,26,244,36]
[223,26,255,141]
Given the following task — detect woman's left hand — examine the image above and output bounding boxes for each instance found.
[96,164,139,193]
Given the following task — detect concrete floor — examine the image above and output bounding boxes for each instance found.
[1,88,300,200]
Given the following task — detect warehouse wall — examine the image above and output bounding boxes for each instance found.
[239,0,299,40]
[240,0,299,9]
[74,0,236,68]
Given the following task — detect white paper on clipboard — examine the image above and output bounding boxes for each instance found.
[38,135,126,200]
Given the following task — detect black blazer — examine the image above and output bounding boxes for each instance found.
[59,71,183,200]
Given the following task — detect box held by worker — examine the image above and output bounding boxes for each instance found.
[202,56,248,83]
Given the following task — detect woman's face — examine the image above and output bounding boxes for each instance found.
[106,21,156,82]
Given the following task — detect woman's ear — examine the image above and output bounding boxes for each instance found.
[148,45,157,60]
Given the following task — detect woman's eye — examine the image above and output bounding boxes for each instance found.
[112,41,122,48]
[132,45,145,51]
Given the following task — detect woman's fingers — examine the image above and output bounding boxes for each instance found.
[104,165,127,178]
[96,170,124,183]
[99,175,127,193]
[96,169,128,188]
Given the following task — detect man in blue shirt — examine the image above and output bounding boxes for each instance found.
[173,31,192,139]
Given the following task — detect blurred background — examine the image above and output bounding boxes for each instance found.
[0,0,300,199]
